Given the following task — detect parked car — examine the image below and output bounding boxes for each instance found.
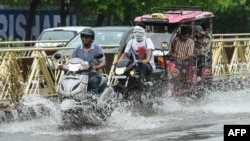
[56,26,133,53]
[35,26,90,48]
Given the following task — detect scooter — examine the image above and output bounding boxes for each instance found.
[54,53,116,127]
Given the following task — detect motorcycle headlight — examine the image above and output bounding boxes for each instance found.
[115,67,126,75]
[130,70,135,76]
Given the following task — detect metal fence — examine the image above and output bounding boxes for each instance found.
[1,34,250,101]
[0,42,119,102]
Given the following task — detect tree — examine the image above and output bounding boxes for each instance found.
[25,0,41,43]
[1,0,250,34]
[60,0,71,26]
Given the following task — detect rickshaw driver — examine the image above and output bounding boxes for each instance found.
[169,26,194,77]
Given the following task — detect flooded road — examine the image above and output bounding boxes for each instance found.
[0,89,250,141]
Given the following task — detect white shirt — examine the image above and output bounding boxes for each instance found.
[124,37,156,71]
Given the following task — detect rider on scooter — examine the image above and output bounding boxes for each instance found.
[71,28,106,95]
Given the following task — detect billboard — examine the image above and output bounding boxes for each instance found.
[0,7,79,41]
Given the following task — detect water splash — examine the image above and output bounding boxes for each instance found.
[1,86,250,139]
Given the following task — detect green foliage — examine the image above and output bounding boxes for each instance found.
[0,36,21,48]
[0,36,4,41]
[0,0,32,5]
[2,0,250,32]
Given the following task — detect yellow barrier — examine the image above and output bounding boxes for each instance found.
[1,34,250,102]
[212,33,250,80]
[0,45,119,102]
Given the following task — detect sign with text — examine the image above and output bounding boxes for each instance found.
[0,8,79,40]
[224,125,250,141]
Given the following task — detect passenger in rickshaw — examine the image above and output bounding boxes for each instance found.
[201,23,212,62]
[194,25,212,77]
[169,26,194,80]
[194,25,205,67]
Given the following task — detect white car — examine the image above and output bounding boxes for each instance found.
[35,26,90,48]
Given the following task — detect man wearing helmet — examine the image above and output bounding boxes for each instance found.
[71,28,106,94]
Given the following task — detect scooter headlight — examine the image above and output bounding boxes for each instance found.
[115,67,126,75]
[170,69,179,77]
[68,63,81,71]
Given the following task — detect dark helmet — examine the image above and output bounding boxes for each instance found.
[80,28,95,39]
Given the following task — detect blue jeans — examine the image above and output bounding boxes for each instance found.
[87,72,101,94]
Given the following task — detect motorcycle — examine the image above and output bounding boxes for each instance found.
[54,53,116,128]
[111,55,164,105]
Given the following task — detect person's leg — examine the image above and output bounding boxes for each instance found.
[145,63,153,82]
[138,63,152,82]
[88,73,101,94]
[197,55,204,67]
[173,60,186,71]
[194,55,204,76]
[145,63,153,76]
[138,63,146,82]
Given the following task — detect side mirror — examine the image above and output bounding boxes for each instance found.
[54,53,61,60]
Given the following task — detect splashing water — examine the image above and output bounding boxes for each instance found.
[1,87,250,141]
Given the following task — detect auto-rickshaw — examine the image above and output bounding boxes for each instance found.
[132,6,214,96]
